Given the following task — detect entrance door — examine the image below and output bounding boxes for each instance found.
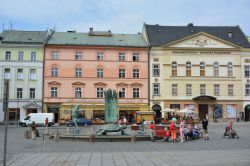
[245,105,250,121]
[199,104,208,120]
[152,104,162,124]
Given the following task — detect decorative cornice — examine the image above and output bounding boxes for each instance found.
[48,81,62,85]
[94,82,107,86]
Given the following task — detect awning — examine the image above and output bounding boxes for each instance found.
[192,95,217,101]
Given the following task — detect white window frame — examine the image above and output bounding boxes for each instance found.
[186,84,192,96]
[214,62,219,77]
[172,61,177,76]
[75,87,82,98]
[227,62,233,77]
[153,83,160,96]
[17,88,23,99]
[119,88,126,98]
[97,52,104,61]
[200,84,206,95]
[18,51,24,61]
[17,68,24,80]
[97,68,103,78]
[246,84,250,96]
[30,69,36,80]
[153,64,160,77]
[75,52,82,60]
[30,88,35,99]
[5,51,11,61]
[75,68,82,77]
[51,67,58,77]
[51,51,59,60]
[214,84,220,96]
[245,66,250,77]
[4,68,11,80]
[228,84,234,96]
[132,53,140,61]
[172,84,178,96]
[119,69,125,78]
[31,52,36,61]
[133,69,140,78]
[119,53,125,61]
[51,87,58,98]
[132,88,140,98]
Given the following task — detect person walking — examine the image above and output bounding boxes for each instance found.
[179,119,185,142]
[202,118,209,141]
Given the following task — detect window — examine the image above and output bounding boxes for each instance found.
[186,84,192,96]
[214,84,220,96]
[18,51,24,61]
[133,88,140,98]
[227,62,233,77]
[75,68,82,77]
[214,62,219,77]
[133,69,139,78]
[228,84,234,96]
[17,69,24,80]
[153,83,160,96]
[31,52,36,61]
[119,88,125,98]
[30,88,35,99]
[17,88,23,99]
[97,87,104,98]
[75,87,82,98]
[200,62,205,76]
[30,69,36,80]
[153,64,160,77]
[5,51,11,61]
[97,68,103,78]
[51,87,58,98]
[97,52,104,61]
[51,67,58,77]
[75,52,82,60]
[245,66,250,77]
[172,84,178,96]
[119,69,125,78]
[172,61,177,76]
[51,51,59,60]
[246,84,250,96]
[4,68,10,80]
[132,53,140,61]
[186,62,192,76]
[200,84,206,95]
[119,53,125,61]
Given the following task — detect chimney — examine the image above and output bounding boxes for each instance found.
[228,31,233,38]
[89,27,93,34]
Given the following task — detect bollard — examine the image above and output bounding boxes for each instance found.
[131,132,136,143]
[44,127,49,135]
[31,131,36,140]
[88,134,95,143]
[54,133,59,142]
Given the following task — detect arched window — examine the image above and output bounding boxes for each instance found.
[200,62,205,76]
[186,62,191,76]
[227,62,233,77]
[213,62,219,77]
[172,61,177,76]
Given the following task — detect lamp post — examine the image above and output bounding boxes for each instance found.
[3,79,9,166]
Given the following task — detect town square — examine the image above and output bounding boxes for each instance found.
[1,0,250,165]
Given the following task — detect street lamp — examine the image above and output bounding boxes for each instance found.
[3,79,9,166]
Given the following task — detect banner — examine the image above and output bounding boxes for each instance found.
[226,105,237,118]
[214,104,223,118]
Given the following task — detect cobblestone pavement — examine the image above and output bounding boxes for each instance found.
[1,122,250,165]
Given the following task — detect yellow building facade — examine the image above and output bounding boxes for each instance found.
[143,24,250,122]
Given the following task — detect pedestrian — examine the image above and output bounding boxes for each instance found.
[45,117,49,127]
[149,122,155,142]
[179,119,185,142]
[202,118,209,140]
[170,121,177,143]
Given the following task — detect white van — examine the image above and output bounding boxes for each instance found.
[20,113,54,127]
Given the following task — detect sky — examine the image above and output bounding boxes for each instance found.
[0,0,250,35]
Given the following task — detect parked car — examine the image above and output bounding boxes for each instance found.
[66,118,92,127]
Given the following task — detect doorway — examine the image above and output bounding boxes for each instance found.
[152,104,162,124]
[245,105,250,121]
[199,104,208,120]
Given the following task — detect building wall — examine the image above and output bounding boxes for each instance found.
[0,46,43,122]
[44,45,149,123]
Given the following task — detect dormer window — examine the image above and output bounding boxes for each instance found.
[228,31,233,38]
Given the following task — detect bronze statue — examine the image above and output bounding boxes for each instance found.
[104,89,118,123]
[72,104,80,129]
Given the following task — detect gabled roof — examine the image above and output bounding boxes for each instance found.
[144,24,250,48]
[0,30,47,44]
[47,32,148,47]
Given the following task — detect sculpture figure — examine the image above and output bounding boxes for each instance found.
[104,89,118,123]
[72,104,80,129]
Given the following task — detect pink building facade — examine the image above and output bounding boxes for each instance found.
[44,30,149,124]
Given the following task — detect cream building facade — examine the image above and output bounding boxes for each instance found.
[143,24,250,122]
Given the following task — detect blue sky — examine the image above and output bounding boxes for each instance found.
[0,0,250,35]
